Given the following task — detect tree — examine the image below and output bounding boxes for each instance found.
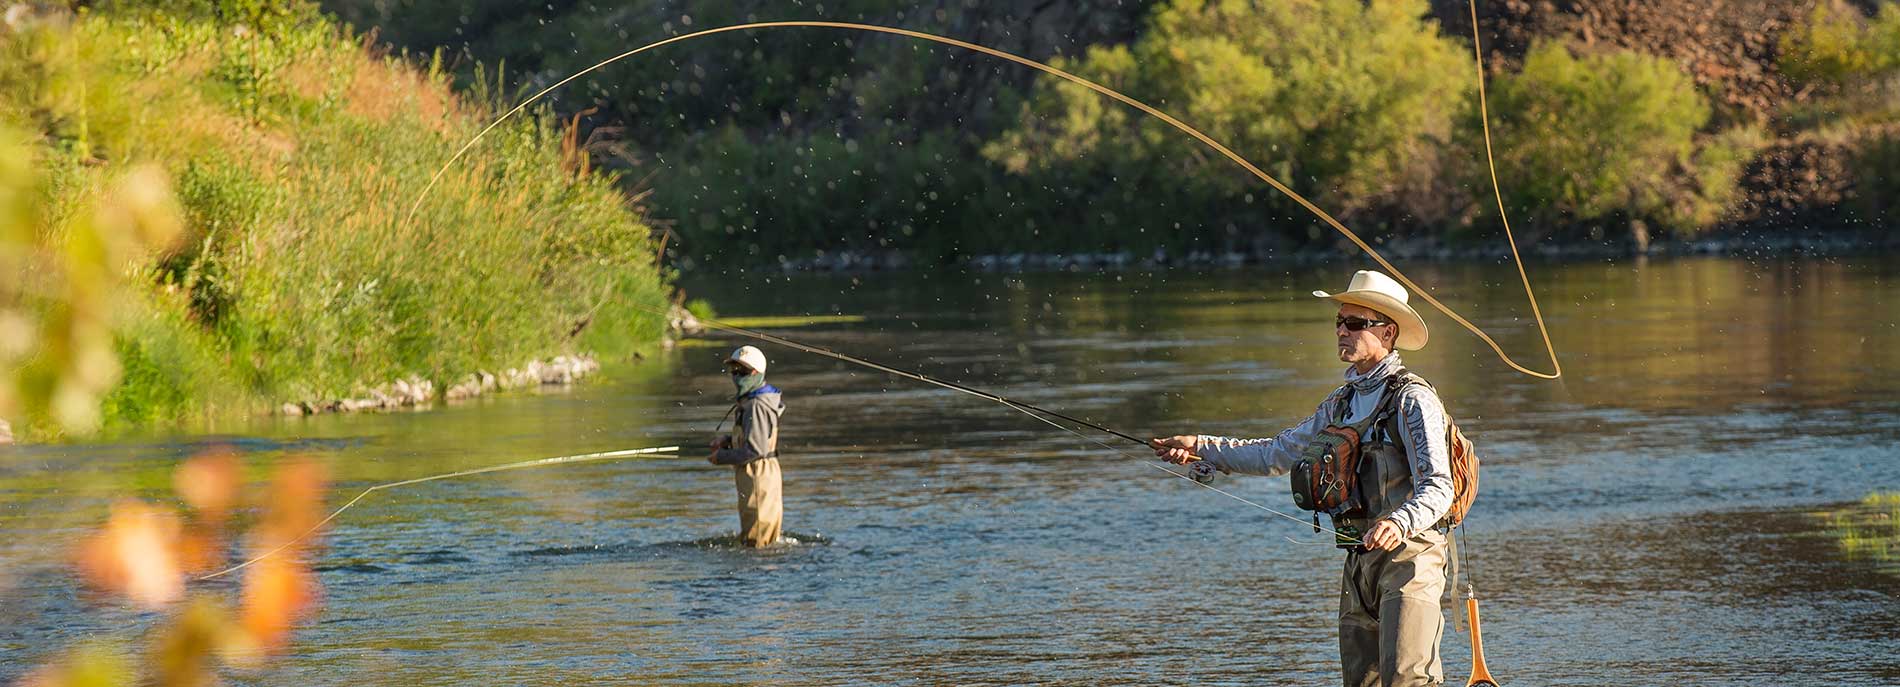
[1479,42,1747,235]
[986,0,1473,223]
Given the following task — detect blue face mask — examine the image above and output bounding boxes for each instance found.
[732,371,765,395]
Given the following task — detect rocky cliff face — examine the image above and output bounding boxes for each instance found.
[1433,0,1814,122]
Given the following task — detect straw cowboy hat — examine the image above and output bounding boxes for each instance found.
[726,345,769,374]
[1313,270,1430,350]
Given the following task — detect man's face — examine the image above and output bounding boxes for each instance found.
[1335,303,1396,365]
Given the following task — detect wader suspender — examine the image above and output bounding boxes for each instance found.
[711,401,740,434]
[712,401,783,461]
[1376,370,1470,626]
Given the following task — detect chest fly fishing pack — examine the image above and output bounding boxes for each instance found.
[1289,424,1364,515]
[1290,370,1480,547]
[1290,389,1381,545]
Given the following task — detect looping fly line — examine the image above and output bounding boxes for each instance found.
[197,445,680,581]
[406,16,1561,380]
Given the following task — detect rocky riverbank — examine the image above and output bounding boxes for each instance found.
[274,299,716,417]
[727,227,1900,275]
[277,354,604,416]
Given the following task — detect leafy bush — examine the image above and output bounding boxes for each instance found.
[1475,42,1748,235]
[1780,1,1900,86]
[988,0,1473,224]
[561,0,1488,265]
[1852,131,1900,220]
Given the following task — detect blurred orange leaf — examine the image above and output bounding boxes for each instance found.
[173,450,241,524]
[237,555,318,656]
[73,501,183,610]
[256,457,328,549]
[173,530,223,577]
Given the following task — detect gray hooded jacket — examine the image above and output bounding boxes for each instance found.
[712,386,785,466]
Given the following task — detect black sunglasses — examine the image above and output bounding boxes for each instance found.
[1336,316,1391,331]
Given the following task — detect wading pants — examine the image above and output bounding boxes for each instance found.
[734,457,782,547]
[1339,528,1448,687]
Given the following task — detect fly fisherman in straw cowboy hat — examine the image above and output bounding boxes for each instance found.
[709,345,786,547]
[1152,270,1456,687]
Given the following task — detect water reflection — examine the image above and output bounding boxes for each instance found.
[4,257,1898,685]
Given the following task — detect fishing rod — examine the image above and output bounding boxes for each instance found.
[400,10,1522,675]
[406,20,1562,381]
[661,304,1151,447]
[656,304,1368,545]
[198,445,680,581]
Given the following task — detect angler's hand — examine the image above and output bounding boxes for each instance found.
[1363,519,1404,551]
[1149,435,1200,464]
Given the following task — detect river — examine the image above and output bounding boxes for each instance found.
[3,256,1897,685]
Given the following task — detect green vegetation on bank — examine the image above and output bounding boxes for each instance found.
[0,2,671,438]
[1779,2,1900,220]
[1779,2,1900,89]
[1476,42,1761,231]
[319,0,1900,267]
[991,0,1473,228]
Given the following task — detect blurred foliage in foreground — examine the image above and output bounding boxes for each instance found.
[0,1,672,438]
[20,451,327,687]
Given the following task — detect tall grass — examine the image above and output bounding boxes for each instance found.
[0,7,671,436]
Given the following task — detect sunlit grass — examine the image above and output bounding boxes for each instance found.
[0,7,672,436]
[1820,490,1899,574]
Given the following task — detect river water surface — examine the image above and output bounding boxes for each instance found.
[3,257,1898,685]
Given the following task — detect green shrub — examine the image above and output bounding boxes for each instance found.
[1779,2,1900,135]
[988,0,1472,224]
[98,299,239,427]
[1780,1,1900,86]
[1477,42,1745,235]
[1853,131,1900,220]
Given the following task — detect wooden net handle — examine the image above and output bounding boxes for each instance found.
[1465,597,1500,687]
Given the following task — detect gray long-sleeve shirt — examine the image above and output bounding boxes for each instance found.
[1194,353,1453,536]
[712,388,785,466]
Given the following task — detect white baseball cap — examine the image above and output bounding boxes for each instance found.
[725,345,768,374]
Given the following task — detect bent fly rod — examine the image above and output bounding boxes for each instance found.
[650,304,1367,545]
[659,305,1148,446]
